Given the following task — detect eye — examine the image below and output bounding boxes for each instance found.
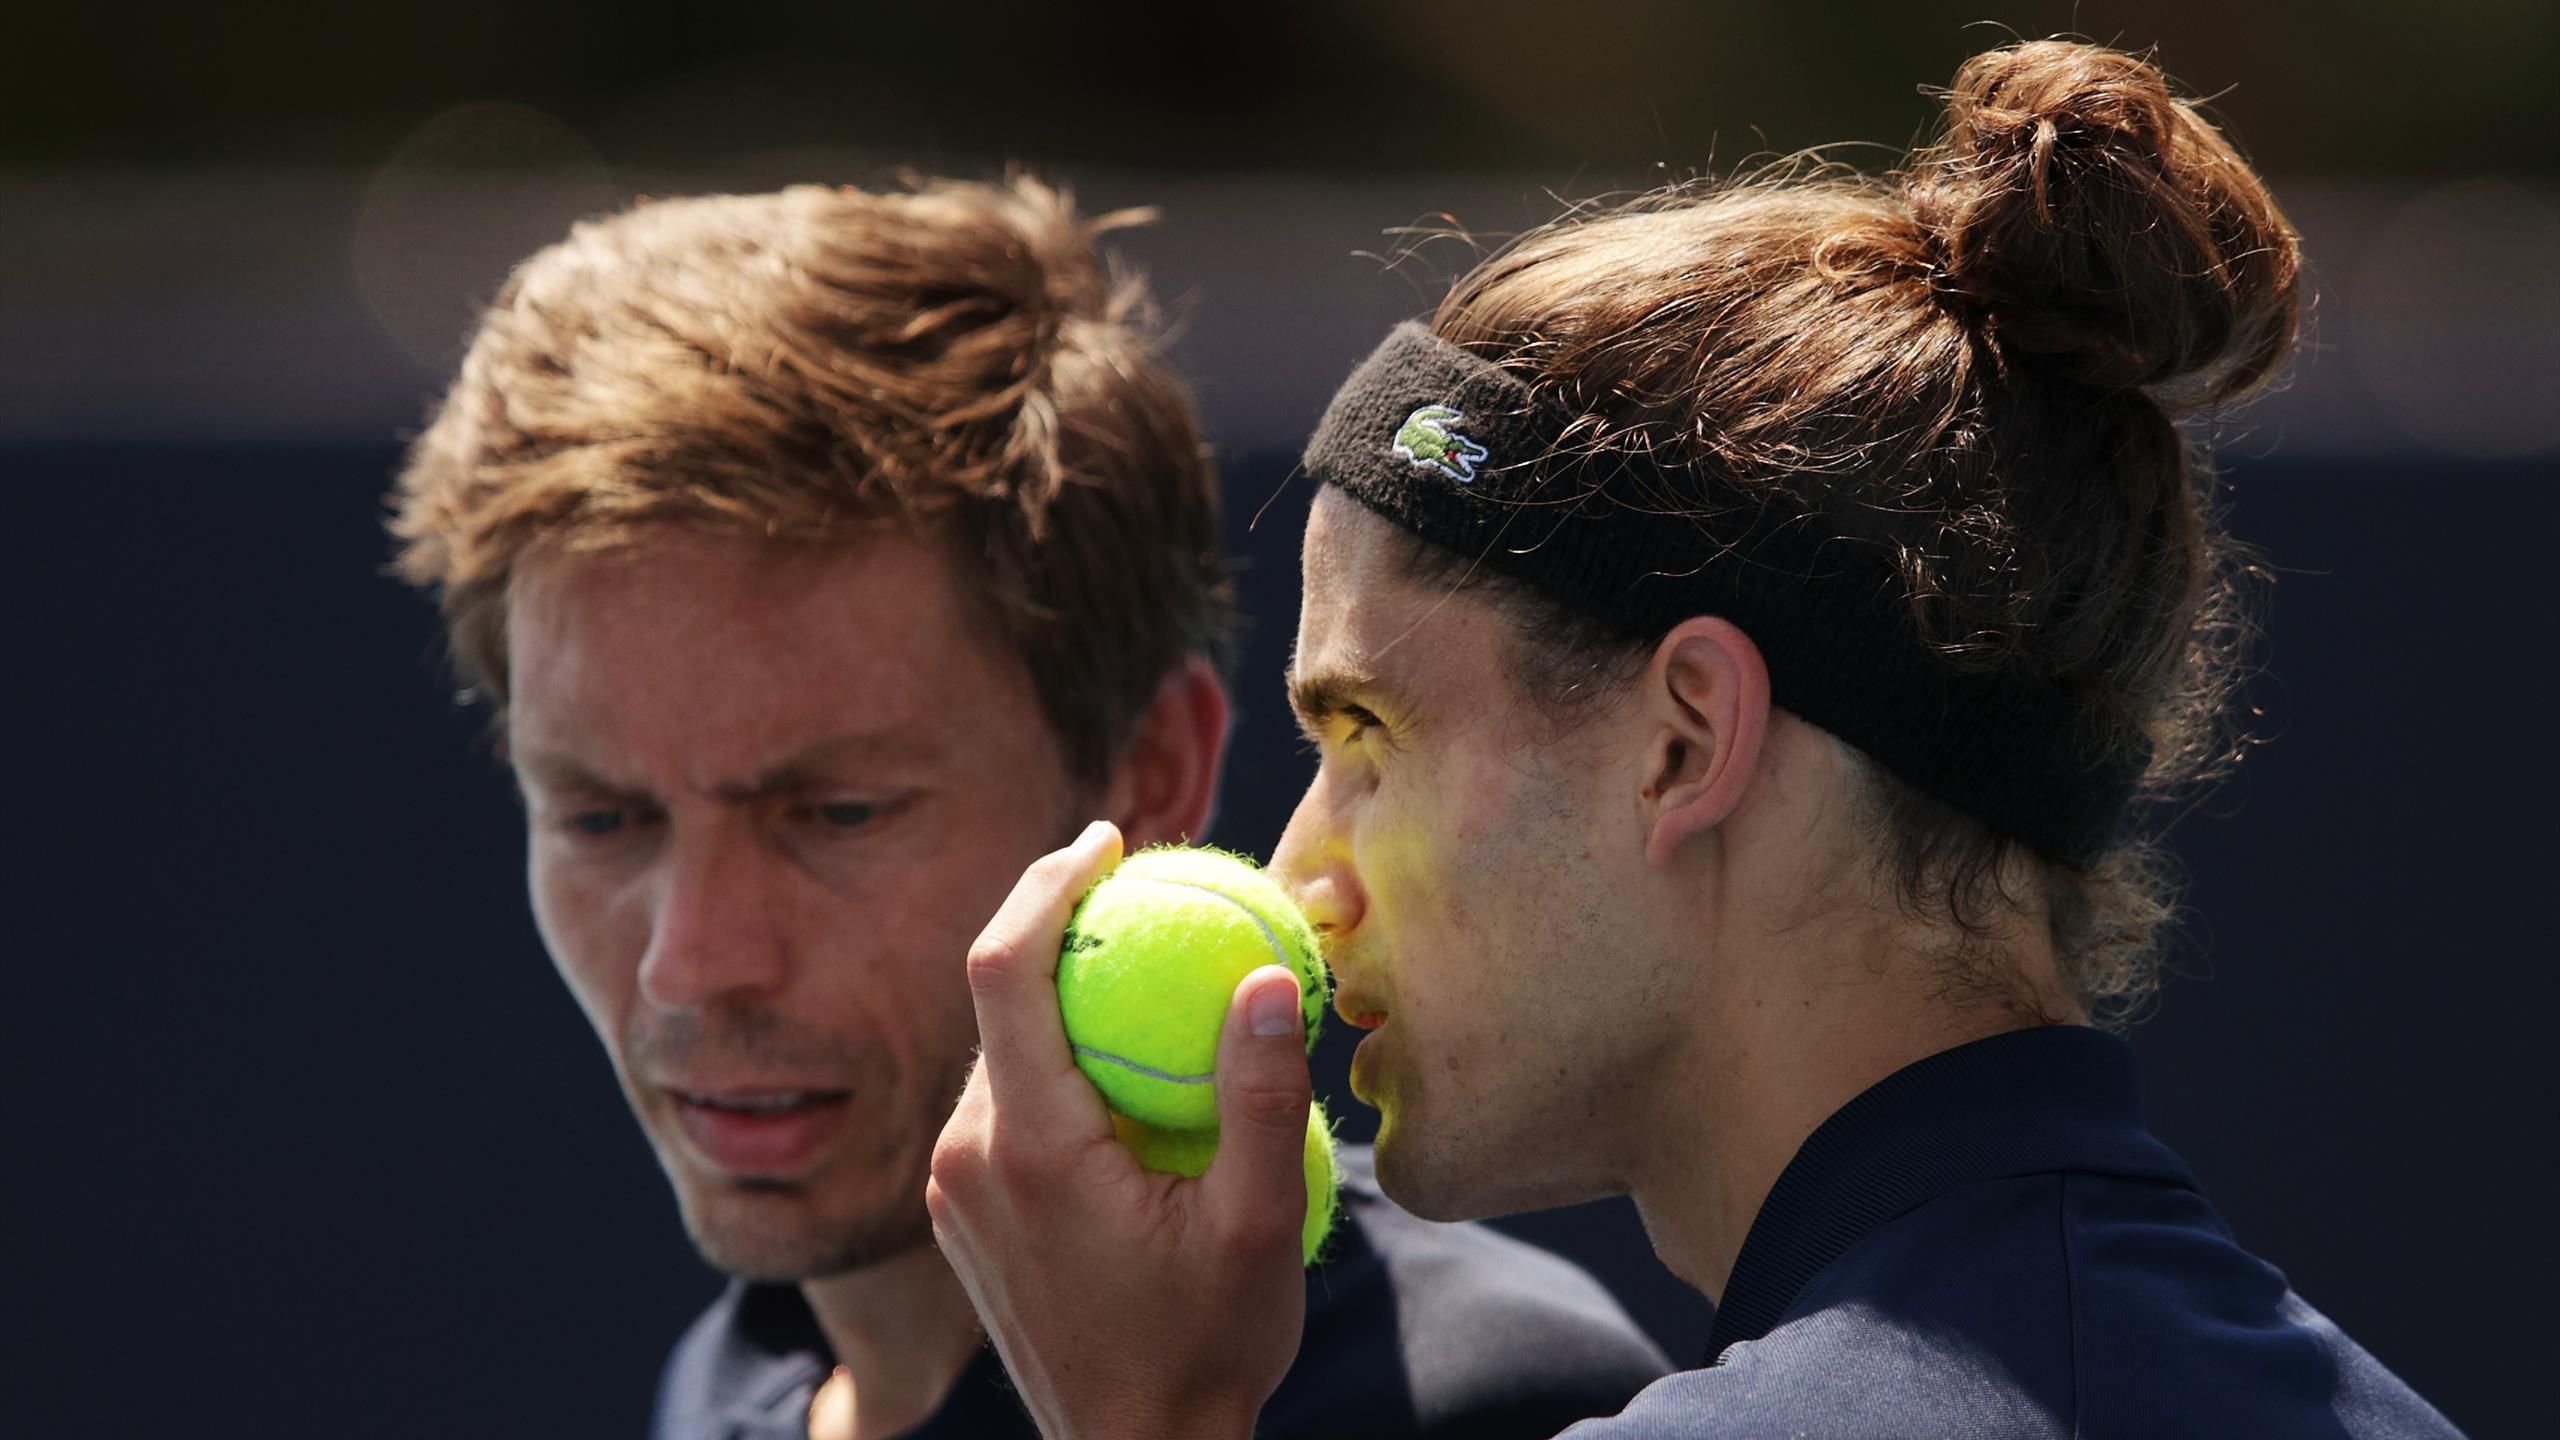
[1295,704,1390,757]
[567,809,628,838]
[812,801,880,828]
[557,799,662,840]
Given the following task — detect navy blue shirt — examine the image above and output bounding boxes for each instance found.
[652,1146,1669,1439]
[1572,1027,2462,1438]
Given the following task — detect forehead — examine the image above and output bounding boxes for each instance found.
[1294,488,1513,708]
[506,522,1037,767]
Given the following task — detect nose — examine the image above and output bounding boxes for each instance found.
[1272,775,1365,942]
[637,818,792,1013]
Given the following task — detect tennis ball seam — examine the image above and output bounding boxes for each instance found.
[1069,1044,1215,1086]
[1136,875,1294,971]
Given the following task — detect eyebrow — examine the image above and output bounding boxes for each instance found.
[710,736,928,804]
[512,751,639,800]
[512,732,939,805]
[1286,664,1390,727]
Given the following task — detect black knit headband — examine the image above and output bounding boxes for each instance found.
[1303,322,2142,869]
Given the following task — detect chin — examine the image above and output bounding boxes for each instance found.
[1372,1112,1603,1224]
[675,1174,933,1282]
[1369,1113,1487,1222]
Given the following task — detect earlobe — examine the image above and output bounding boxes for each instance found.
[1103,656,1233,848]
[1641,618,1770,869]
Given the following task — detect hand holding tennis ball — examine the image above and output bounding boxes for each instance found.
[1055,846,1340,1264]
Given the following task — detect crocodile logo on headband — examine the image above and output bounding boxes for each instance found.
[1392,404,1489,483]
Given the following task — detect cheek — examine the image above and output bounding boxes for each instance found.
[1425,751,1600,1008]
[1435,748,1561,903]
[827,824,1050,1040]
[527,844,642,1044]
[835,882,1019,1129]
[850,902,978,1044]
[1353,742,1530,956]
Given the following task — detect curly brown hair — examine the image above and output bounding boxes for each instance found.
[1416,41,2301,1023]
[390,175,1232,785]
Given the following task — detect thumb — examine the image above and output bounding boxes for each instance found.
[1203,964,1313,1243]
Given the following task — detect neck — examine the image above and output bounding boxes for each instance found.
[1627,912,2073,1306]
[799,1243,983,1439]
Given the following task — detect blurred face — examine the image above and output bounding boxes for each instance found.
[507,525,1083,1281]
[1273,490,1686,1221]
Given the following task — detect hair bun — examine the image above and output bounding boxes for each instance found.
[1907,41,2300,408]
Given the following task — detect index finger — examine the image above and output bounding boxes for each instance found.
[964,819,1124,1131]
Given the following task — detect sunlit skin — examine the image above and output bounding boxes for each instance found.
[925,486,2085,1440]
[1271,502,1684,1223]
[507,523,1225,1438]
[1271,488,2081,1293]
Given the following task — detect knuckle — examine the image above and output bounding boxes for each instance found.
[1025,844,1085,885]
[963,934,1024,991]
[929,1130,983,1192]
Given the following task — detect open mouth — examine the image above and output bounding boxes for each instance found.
[665,1088,853,1175]
[1335,997,1388,1031]
[671,1088,848,1113]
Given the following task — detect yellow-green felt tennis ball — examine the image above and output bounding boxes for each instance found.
[1058,846,1329,1129]
[1059,846,1339,1263]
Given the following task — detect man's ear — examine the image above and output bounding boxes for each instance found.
[1102,655,1232,848]
[1640,617,1770,869]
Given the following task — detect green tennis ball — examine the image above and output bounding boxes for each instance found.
[1057,846,1329,1132]
[1116,1105,1342,1265]
[1059,845,1339,1264]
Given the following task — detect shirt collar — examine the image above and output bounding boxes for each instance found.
[1704,1024,2197,1360]
[702,1282,832,1429]
[674,1281,1018,1438]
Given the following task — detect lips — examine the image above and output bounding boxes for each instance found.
[1334,995,1388,1031]
[665,1086,852,1177]
[673,1088,840,1111]
[1346,1017,1388,1103]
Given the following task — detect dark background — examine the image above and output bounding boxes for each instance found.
[9,4,2554,1436]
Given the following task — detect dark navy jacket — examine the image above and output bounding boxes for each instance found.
[1570,1027,2462,1438]
[652,1146,1669,1439]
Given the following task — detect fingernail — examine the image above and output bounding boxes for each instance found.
[1250,973,1301,1037]
[1076,820,1111,852]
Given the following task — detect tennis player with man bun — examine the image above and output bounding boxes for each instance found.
[929,40,2465,1440]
